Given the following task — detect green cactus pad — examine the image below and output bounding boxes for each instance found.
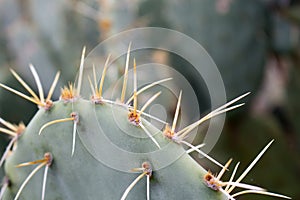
[2,99,227,200]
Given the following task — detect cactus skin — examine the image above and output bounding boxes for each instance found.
[2,99,227,200]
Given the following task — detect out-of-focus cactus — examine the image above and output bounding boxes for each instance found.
[0,47,291,200]
[138,0,268,102]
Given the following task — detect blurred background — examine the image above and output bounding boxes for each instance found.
[0,0,300,199]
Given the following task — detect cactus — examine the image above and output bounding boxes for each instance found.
[0,47,291,200]
[137,0,267,102]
